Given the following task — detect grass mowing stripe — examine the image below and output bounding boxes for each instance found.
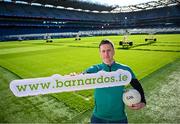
[52,93,93,113]
[0,45,63,56]
[0,66,78,123]
[130,48,180,52]
[67,108,93,123]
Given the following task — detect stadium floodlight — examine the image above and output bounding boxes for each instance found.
[45,4,54,8]
[66,7,74,10]
[56,6,65,9]
[31,3,41,6]
[92,10,99,13]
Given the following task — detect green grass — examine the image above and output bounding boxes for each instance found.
[126,59,180,123]
[0,34,180,123]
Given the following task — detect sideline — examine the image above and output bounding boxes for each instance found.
[0,65,22,79]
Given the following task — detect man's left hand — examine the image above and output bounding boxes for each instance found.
[128,102,146,110]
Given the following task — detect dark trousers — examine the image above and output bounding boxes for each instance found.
[91,114,128,124]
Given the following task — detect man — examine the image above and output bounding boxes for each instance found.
[84,39,146,123]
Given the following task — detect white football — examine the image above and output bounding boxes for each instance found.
[123,89,141,106]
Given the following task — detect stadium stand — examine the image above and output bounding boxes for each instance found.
[0,0,179,41]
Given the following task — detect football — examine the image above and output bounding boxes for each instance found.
[123,89,141,106]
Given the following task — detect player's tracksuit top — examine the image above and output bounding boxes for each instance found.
[84,61,137,121]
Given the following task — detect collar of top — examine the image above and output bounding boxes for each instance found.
[102,61,116,67]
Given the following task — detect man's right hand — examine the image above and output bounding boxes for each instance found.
[69,72,78,76]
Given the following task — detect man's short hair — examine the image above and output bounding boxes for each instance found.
[99,39,114,49]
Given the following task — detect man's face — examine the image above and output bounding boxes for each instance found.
[99,44,115,65]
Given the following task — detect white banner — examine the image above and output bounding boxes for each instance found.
[10,69,132,97]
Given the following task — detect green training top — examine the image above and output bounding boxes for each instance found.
[85,61,136,121]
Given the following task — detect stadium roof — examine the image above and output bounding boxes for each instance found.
[9,0,115,11]
[4,0,180,12]
[112,0,180,12]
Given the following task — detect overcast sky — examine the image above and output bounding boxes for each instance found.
[80,0,156,6]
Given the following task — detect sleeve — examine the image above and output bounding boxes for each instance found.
[130,79,146,104]
[83,65,99,74]
[128,68,136,79]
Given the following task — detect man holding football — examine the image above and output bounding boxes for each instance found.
[84,39,146,123]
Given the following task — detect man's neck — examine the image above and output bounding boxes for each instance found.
[103,60,114,66]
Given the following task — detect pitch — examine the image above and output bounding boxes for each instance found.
[0,34,179,123]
